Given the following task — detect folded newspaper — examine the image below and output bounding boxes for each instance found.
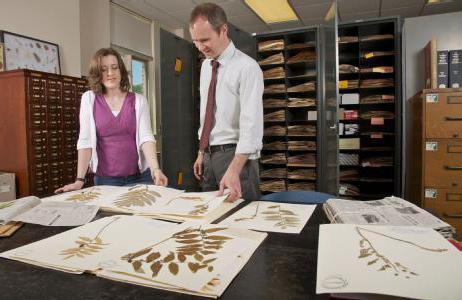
[323,196,455,238]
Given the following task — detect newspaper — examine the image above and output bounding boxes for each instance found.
[1,196,98,226]
[323,196,455,238]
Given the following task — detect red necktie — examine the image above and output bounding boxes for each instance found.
[199,60,220,151]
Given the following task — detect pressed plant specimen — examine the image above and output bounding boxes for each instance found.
[234,203,300,229]
[60,217,120,259]
[66,187,102,202]
[114,185,161,208]
[121,226,232,277]
[356,226,448,278]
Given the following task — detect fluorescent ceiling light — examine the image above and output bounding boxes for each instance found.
[244,0,298,24]
[426,0,453,4]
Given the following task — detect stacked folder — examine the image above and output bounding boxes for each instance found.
[258,39,284,52]
[260,153,287,165]
[258,52,284,65]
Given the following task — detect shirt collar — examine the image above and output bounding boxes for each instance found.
[215,41,235,66]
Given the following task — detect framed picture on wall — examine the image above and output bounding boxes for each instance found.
[0,31,61,74]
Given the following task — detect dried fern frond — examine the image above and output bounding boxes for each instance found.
[114,185,161,207]
[60,236,108,260]
[66,188,101,202]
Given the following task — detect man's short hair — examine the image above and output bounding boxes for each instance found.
[190,2,227,33]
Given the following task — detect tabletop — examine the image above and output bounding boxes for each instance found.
[0,202,331,300]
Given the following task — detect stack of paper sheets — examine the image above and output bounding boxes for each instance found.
[42,185,242,223]
[317,224,462,300]
[0,215,267,298]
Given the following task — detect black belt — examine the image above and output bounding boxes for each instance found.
[204,144,237,153]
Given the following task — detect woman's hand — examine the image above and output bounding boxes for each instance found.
[151,168,168,186]
[54,181,85,194]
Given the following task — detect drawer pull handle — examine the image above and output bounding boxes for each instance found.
[443,213,462,218]
[444,166,462,170]
[445,116,462,121]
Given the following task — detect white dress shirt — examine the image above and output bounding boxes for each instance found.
[199,41,264,160]
[77,90,155,173]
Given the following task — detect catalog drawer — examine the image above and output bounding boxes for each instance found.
[425,91,462,138]
[424,140,462,188]
[423,187,462,236]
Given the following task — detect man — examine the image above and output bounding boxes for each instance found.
[190,3,264,202]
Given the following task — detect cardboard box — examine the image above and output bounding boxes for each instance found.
[341,93,359,105]
[437,50,449,88]
[449,50,462,88]
[0,172,16,202]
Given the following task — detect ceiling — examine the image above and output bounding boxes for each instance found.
[112,0,462,34]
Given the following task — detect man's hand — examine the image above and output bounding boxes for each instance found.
[193,152,204,180]
[219,167,242,202]
[151,168,168,186]
[55,181,85,194]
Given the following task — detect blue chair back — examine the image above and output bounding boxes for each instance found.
[260,190,334,204]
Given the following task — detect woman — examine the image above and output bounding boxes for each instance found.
[56,48,167,193]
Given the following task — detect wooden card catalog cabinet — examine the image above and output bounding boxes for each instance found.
[409,88,462,236]
[0,70,87,198]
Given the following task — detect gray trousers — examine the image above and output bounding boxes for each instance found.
[202,147,261,201]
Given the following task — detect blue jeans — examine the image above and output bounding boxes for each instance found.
[94,169,153,186]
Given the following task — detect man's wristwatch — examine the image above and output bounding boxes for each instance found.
[76,177,86,183]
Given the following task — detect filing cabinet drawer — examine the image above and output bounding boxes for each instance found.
[424,188,462,236]
[424,140,462,188]
[425,91,462,138]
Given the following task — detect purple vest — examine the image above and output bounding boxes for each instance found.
[94,92,139,176]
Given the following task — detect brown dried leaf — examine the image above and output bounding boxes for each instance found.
[188,262,199,273]
[201,250,215,255]
[204,228,227,233]
[368,258,379,265]
[177,239,202,244]
[150,261,162,277]
[208,266,214,272]
[202,258,217,264]
[176,233,200,239]
[268,205,279,209]
[163,252,175,263]
[125,248,152,261]
[194,253,204,261]
[169,262,179,275]
[132,261,144,273]
[146,251,161,263]
[178,254,186,262]
[206,235,232,241]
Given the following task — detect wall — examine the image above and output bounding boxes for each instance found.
[80,0,110,76]
[403,11,462,101]
[403,11,462,200]
[0,0,81,77]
